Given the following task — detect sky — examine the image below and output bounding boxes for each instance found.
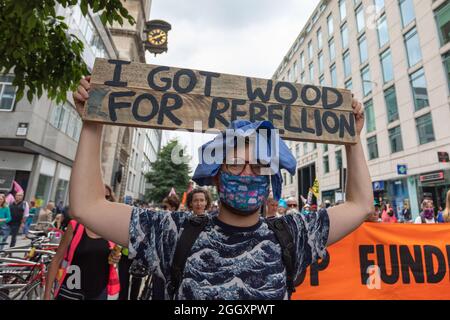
[146,0,320,172]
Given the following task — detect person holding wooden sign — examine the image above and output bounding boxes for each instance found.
[71,74,372,300]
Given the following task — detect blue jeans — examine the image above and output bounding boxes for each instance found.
[0,224,10,250]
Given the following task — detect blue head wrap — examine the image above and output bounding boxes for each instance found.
[278,198,287,209]
[192,120,296,200]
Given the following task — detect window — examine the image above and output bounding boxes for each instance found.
[300,52,305,69]
[318,52,324,74]
[335,149,343,170]
[293,61,298,80]
[301,72,306,84]
[375,0,385,13]
[361,65,372,96]
[345,78,353,89]
[358,34,368,64]
[365,99,376,133]
[367,136,379,160]
[283,173,287,186]
[287,69,291,82]
[384,86,399,122]
[343,50,351,78]
[309,63,314,83]
[377,15,389,47]
[313,143,317,150]
[404,27,422,67]
[339,0,347,21]
[303,142,308,155]
[308,41,313,60]
[50,103,82,140]
[356,5,365,33]
[399,0,415,27]
[416,113,435,144]
[329,38,336,61]
[380,49,394,83]
[330,64,337,87]
[388,126,404,153]
[317,28,323,50]
[341,23,349,49]
[290,174,294,184]
[435,2,450,45]
[443,52,450,92]
[296,144,300,157]
[323,155,330,174]
[327,14,334,36]
[410,68,429,111]
[0,75,16,111]
[324,144,328,152]
[319,75,325,86]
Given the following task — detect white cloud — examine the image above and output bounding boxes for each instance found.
[147,0,320,170]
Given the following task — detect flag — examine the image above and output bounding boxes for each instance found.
[311,178,319,198]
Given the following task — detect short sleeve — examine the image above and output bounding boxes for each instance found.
[128,207,187,272]
[287,208,330,277]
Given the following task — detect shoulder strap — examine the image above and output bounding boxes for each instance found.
[266,217,296,299]
[168,215,209,298]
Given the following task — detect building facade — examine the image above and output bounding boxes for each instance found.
[0,3,118,207]
[0,0,161,206]
[273,0,450,218]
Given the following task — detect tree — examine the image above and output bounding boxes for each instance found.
[145,139,191,204]
[0,0,135,104]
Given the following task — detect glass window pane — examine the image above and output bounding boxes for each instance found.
[330,64,337,87]
[317,28,323,50]
[300,52,305,69]
[343,51,351,78]
[345,78,353,89]
[358,34,368,64]
[35,174,53,205]
[318,52,324,74]
[335,150,343,170]
[405,27,422,67]
[341,23,349,49]
[309,63,314,83]
[329,38,336,61]
[361,66,372,96]
[443,52,450,92]
[389,126,404,153]
[319,75,325,86]
[356,5,365,33]
[328,14,334,36]
[308,41,313,60]
[435,2,450,45]
[365,99,376,133]
[323,155,329,173]
[0,84,16,110]
[377,15,389,47]
[384,86,399,122]
[416,113,435,144]
[375,0,385,13]
[367,136,379,160]
[400,0,415,27]
[340,0,347,21]
[410,68,429,111]
[380,49,394,83]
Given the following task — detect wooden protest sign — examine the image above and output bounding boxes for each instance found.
[83,58,357,144]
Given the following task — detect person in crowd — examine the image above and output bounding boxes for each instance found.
[302,203,311,215]
[44,185,121,300]
[382,208,397,223]
[277,198,287,216]
[265,194,281,219]
[436,206,445,223]
[7,192,29,247]
[0,193,12,250]
[23,200,37,235]
[415,199,436,224]
[401,202,412,222]
[286,197,298,211]
[443,190,450,223]
[162,194,180,212]
[36,201,55,231]
[310,204,318,214]
[186,188,211,216]
[70,76,372,300]
[324,200,331,209]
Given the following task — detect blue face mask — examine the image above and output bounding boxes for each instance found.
[219,172,269,215]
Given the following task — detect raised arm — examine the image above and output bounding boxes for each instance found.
[326,98,374,246]
[69,77,131,247]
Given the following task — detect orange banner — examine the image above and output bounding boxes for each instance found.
[293,222,450,300]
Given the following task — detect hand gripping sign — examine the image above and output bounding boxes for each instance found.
[83,58,356,145]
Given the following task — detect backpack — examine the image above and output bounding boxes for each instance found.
[167,215,298,299]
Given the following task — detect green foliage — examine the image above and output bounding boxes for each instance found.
[0,0,136,104]
[145,139,192,204]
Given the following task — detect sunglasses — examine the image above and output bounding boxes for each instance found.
[288,204,297,208]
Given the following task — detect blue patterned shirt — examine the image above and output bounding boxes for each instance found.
[128,207,329,300]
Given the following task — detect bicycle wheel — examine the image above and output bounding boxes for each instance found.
[0,290,10,300]
[0,272,27,299]
[21,280,42,300]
